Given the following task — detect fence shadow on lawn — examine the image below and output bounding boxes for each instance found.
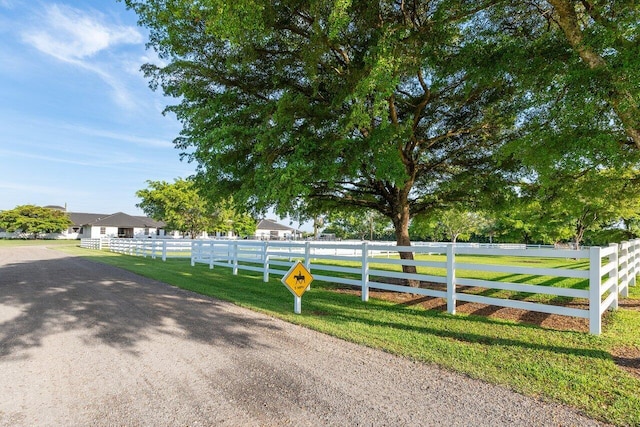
[376,288,591,332]
[306,289,610,360]
[355,275,591,332]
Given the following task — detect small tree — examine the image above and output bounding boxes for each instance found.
[0,205,72,239]
[209,197,256,238]
[136,178,214,238]
[137,179,256,239]
[231,212,257,238]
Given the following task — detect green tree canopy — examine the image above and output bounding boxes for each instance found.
[325,209,391,241]
[493,1,640,177]
[123,0,640,259]
[532,167,640,247]
[136,178,214,238]
[543,0,640,149]
[411,207,484,243]
[124,0,521,278]
[209,197,257,238]
[136,178,256,238]
[0,205,72,239]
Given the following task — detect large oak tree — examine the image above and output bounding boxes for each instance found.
[124,0,520,275]
[123,0,639,274]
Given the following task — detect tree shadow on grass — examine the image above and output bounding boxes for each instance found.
[0,249,281,359]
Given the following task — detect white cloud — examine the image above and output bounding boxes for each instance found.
[22,4,142,62]
[56,123,175,149]
[0,181,72,194]
[0,0,16,9]
[20,3,144,109]
[0,147,137,169]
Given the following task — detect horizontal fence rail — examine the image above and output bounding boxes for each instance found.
[80,237,640,335]
[107,238,192,260]
[79,238,102,250]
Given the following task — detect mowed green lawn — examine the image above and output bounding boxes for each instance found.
[23,242,640,425]
[0,239,77,247]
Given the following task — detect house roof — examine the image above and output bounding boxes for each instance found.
[256,219,300,232]
[69,212,110,225]
[44,205,66,211]
[135,216,165,228]
[69,212,165,228]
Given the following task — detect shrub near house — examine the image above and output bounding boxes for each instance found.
[0,205,72,239]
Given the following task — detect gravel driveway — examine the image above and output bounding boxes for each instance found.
[0,246,605,426]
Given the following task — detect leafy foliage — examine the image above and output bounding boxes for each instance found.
[411,208,484,242]
[493,1,640,176]
[209,197,257,238]
[534,168,640,246]
[136,178,256,238]
[0,205,72,239]
[324,209,391,240]
[123,0,521,249]
[122,0,640,249]
[136,178,213,238]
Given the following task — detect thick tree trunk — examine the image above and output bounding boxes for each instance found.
[574,225,585,250]
[392,202,419,287]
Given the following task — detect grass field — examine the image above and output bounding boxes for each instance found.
[10,241,640,426]
[0,239,77,247]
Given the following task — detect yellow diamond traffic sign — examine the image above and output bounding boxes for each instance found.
[282,261,314,297]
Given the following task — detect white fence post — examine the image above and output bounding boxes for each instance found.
[190,241,197,267]
[232,241,238,275]
[589,246,602,335]
[209,242,214,269]
[631,239,639,287]
[362,242,369,302]
[609,243,619,309]
[263,241,269,282]
[304,241,312,292]
[304,241,311,270]
[447,244,456,314]
[619,241,628,297]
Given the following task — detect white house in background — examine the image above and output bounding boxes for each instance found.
[0,210,165,239]
[64,212,166,239]
[255,219,303,240]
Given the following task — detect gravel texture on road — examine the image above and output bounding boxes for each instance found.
[0,246,606,426]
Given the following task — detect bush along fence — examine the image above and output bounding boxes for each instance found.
[80,238,640,335]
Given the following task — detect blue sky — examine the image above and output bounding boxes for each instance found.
[0,0,195,215]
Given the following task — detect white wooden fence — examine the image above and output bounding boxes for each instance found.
[79,238,110,250]
[108,238,192,260]
[80,237,640,335]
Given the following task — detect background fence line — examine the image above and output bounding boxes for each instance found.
[80,237,640,335]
